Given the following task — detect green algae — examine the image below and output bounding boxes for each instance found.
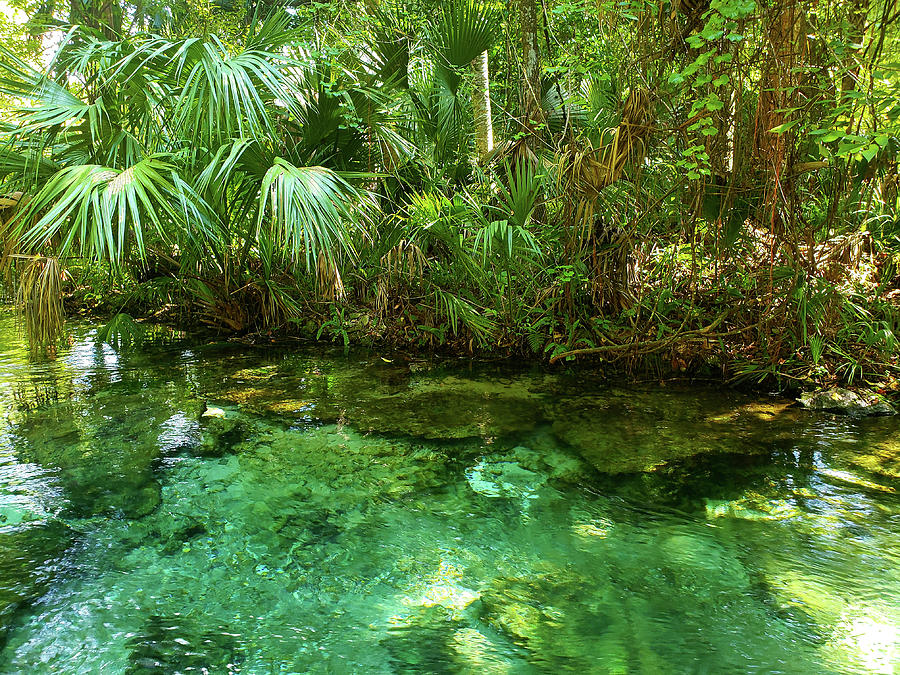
[0,315,899,673]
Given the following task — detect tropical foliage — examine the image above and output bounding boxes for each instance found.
[0,0,898,389]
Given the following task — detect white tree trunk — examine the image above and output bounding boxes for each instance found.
[471,50,494,159]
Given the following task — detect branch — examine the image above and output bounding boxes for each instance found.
[549,310,735,364]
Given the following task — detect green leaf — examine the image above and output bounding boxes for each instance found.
[769,120,799,134]
[257,159,370,270]
[6,158,205,265]
[430,0,501,67]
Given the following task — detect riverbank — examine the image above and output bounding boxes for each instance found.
[47,283,900,410]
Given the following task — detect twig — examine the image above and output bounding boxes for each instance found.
[549,310,734,364]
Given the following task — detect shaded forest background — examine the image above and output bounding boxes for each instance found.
[0,0,899,389]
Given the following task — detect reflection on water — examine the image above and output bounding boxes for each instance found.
[0,310,898,673]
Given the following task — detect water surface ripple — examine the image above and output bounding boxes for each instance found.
[0,313,898,673]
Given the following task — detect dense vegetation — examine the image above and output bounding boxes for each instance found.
[0,0,898,389]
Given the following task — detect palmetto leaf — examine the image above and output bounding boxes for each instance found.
[358,8,412,89]
[0,147,61,184]
[496,160,543,229]
[0,50,99,137]
[96,312,145,347]
[433,286,495,343]
[257,158,367,270]
[409,64,468,167]
[5,157,207,263]
[107,15,304,148]
[431,0,501,68]
[173,43,298,146]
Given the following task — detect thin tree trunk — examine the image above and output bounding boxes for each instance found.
[70,0,121,39]
[753,0,806,232]
[841,0,869,99]
[471,50,494,160]
[518,0,543,133]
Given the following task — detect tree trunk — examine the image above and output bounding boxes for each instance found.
[841,0,869,100]
[753,0,807,230]
[518,0,543,133]
[69,0,121,39]
[471,50,494,160]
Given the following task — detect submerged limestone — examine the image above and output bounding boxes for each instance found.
[846,438,900,480]
[124,613,244,674]
[799,388,896,416]
[212,359,550,440]
[549,389,802,474]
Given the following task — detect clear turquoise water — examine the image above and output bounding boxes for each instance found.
[1,310,899,673]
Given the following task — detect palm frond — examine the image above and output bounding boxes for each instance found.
[6,157,206,263]
[13,255,66,350]
[431,0,501,67]
[257,159,368,269]
[495,160,543,229]
[96,312,145,347]
[433,286,495,343]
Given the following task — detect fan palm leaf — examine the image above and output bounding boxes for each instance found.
[431,0,501,68]
[257,158,368,270]
[5,157,210,264]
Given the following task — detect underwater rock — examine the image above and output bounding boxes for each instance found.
[763,571,848,627]
[449,627,523,673]
[212,357,554,439]
[122,482,162,518]
[0,521,73,646]
[344,375,546,439]
[798,388,896,416]
[380,605,470,673]
[549,389,801,474]
[198,405,249,457]
[847,439,900,479]
[237,424,453,509]
[159,519,208,556]
[705,493,801,521]
[479,570,626,668]
[465,459,545,499]
[508,443,587,483]
[399,560,481,614]
[0,502,46,528]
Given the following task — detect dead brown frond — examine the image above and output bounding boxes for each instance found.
[381,239,426,280]
[554,88,653,311]
[376,240,426,319]
[316,252,346,302]
[1,192,29,298]
[0,191,25,210]
[13,255,67,351]
[557,88,653,204]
